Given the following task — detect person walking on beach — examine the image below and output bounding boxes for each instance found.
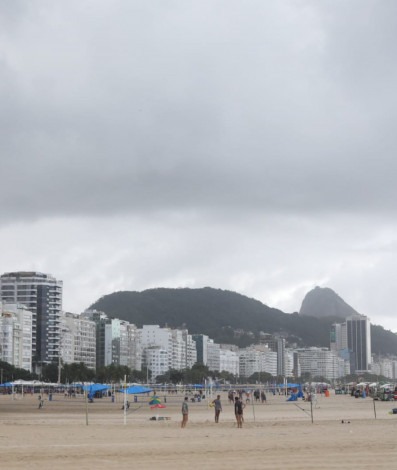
[234,396,244,428]
[228,391,234,404]
[38,394,44,409]
[212,395,222,423]
[181,396,189,428]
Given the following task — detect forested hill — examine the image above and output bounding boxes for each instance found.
[89,287,397,354]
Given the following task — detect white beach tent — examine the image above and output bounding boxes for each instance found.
[379,384,393,389]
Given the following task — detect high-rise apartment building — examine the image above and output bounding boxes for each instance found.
[0,272,62,369]
[192,334,209,365]
[142,346,168,381]
[260,335,286,376]
[297,347,345,380]
[330,323,348,352]
[346,314,371,373]
[182,330,197,369]
[0,302,33,372]
[219,346,239,376]
[137,325,198,378]
[60,312,96,369]
[83,310,140,370]
[207,340,221,372]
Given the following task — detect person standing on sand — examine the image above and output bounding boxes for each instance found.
[38,395,44,409]
[181,396,189,428]
[234,396,244,428]
[212,395,222,423]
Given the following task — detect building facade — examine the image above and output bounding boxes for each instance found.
[219,346,239,376]
[207,340,220,372]
[261,335,286,376]
[297,347,345,381]
[60,312,96,369]
[82,310,140,370]
[192,334,209,366]
[346,315,371,373]
[0,302,33,372]
[0,272,62,369]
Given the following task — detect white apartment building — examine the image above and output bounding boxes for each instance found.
[239,344,277,378]
[60,320,74,365]
[284,350,294,377]
[261,347,278,376]
[380,359,393,379]
[0,302,32,372]
[138,325,173,370]
[371,357,395,379]
[60,312,96,369]
[103,319,132,367]
[171,329,186,371]
[297,347,345,381]
[261,336,286,376]
[207,340,220,371]
[138,325,197,373]
[0,272,63,368]
[219,346,239,376]
[239,348,261,378]
[284,348,302,378]
[182,330,197,369]
[82,310,140,369]
[143,346,169,380]
[126,323,141,371]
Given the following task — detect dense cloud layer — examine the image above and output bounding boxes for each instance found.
[1,1,397,328]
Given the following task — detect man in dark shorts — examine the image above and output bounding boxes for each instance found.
[212,395,222,423]
[234,396,244,428]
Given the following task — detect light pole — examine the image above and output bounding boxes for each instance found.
[57,352,62,384]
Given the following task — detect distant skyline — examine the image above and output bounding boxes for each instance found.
[1,1,397,331]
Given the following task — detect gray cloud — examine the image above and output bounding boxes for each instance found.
[1,1,397,329]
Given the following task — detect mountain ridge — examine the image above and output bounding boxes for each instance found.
[88,286,397,355]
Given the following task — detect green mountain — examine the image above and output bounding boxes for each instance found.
[88,287,397,355]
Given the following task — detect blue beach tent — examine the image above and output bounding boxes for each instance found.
[119,385,152,394]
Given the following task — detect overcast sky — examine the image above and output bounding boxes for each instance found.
[1,0,397,330]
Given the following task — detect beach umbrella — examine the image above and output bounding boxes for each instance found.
[150,403,166,409]
[149,396,161,405]
[149,397,166,420]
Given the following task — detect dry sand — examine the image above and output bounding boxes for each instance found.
[1,391,397,469]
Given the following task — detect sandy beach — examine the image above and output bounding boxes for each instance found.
[1,391,396,469]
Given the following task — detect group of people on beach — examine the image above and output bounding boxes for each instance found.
[181,394,246,428]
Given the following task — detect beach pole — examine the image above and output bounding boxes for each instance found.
[310,396,314,423]
[373,399,377,419]
[123,375,127,426]
[251,392,256,422]
[85,388,89,426]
